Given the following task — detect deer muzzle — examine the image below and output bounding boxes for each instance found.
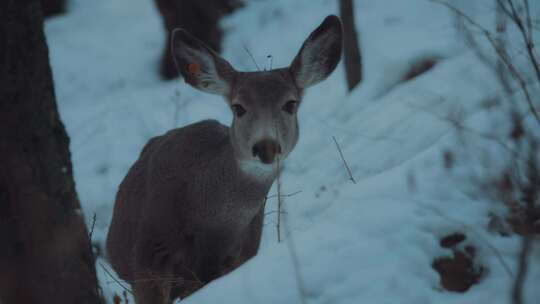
[252,139,282,164]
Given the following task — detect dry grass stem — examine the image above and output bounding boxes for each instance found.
[266,190,302,200]
[276,154,283,242]
[243,44,261,71]
[332,136,356,184]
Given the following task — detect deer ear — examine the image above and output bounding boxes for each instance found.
[172,28,236,96]
[290,15,343,89]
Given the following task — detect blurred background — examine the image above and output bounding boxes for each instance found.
[2,0,540,303]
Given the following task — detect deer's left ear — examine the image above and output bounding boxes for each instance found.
[290,15,343,89]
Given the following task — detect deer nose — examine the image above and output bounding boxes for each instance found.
[252,139,282,164]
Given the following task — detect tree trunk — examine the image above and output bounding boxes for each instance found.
[339,0,362,91]
[0,1,101,303]
[41,0,66,18]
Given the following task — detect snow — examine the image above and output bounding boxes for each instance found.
[44,0,540,303]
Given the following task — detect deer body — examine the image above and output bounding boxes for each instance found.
[107,119,272,300]
[106,16,342,303]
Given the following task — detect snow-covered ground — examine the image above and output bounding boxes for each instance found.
[45,0,540,303]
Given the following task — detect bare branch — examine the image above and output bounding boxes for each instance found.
[499,0,540,84]
[431,0,540,126]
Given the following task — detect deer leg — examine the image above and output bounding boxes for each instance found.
[195,232,240,283]
[132,236,178,304]
[133,278,171,304]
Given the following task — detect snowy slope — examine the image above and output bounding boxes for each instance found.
[44,0,540,303]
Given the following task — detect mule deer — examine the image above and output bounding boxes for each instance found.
[106,15,342,303]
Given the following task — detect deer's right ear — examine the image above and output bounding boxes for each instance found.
[172,29,236,96]
[290,15,343,89]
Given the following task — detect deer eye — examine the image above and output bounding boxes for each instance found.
[231,104,246,117]
[282,100,298,114]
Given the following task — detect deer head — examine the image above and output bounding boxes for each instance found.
[171,15,342,174]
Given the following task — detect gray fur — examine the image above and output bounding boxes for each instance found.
[106,15,342,304]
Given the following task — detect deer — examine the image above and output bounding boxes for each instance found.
[106,15,343,304]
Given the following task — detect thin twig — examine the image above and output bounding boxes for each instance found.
[267,55,273,70]
[99,262,134,295]
[243,44,261,71]
[116,273,200,287]
[86,212,102,301]
[332,136,356,184]
[88,213,97,240]
[494,1,513,94]
[264,210,288,217]
[276,155,283,242]
[500,0,540,84]
[266,190,302,200]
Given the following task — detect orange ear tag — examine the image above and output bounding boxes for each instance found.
[188,62,201,75]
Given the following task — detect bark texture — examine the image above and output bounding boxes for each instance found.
[0,1,101,303]
[339,0,362,91]
[41,0,66,18]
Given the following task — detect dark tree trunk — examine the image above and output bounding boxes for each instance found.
[339,0,362,91]
[0,1,101,303]
[155,0,242,79]
[41,0,66,18]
